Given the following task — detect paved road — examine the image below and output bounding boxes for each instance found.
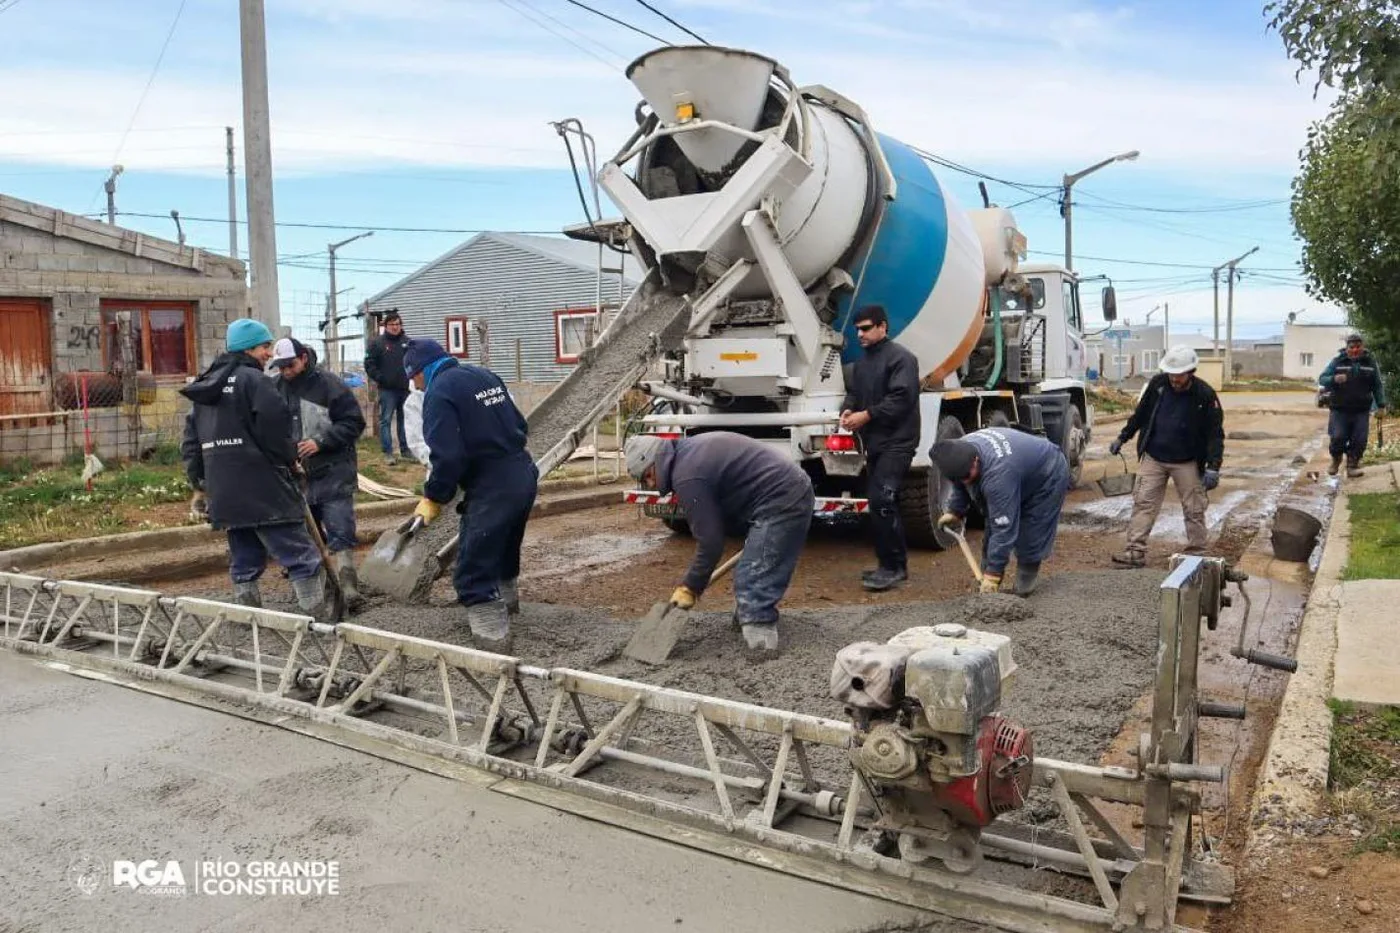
[0,652,954,933]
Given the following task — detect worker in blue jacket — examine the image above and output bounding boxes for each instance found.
[931,428,1071,596]
[404,339,538,651]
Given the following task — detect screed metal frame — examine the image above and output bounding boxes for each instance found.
[0,558,1249,933]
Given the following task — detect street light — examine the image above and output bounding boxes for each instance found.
[1062,150,1139,271]
[326,231,374,367]
[104,165,124,225]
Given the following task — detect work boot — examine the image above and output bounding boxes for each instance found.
[500,578,520,616]
[466,600,513,654]
[1111,550,1145,569]
[862,567,908,592]
[741,623,779,654]
[1346,459,1365,479]
[1328,455,1342,476]
[331,551,364,612]
[1013,562,1041,597]
[291,569,337,625]
[384,454,398,467]
[232,581,262,609]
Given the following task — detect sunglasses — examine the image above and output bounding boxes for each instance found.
[856,323,879,333]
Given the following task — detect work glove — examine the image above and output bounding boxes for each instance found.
[1108,438,1123,457]
[937,512,963,531]
[979,573,1002,595]
[1202,469,1220,491]
[189,491,208,523]
[414,498,442,525]
[670,585,697,610]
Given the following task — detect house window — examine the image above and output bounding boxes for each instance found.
[1141,350,1161,371]
[1299,352,1314,367]
[555,308,599,364]
[100,300,196,377]
[445,316,469,358]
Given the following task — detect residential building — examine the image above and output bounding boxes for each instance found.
[0,193,247,464]
[1085,323,1166,383]
[1284,322,1353,379]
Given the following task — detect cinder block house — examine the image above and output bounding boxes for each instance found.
[0,193,248,463]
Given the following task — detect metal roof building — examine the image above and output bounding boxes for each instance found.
[362,232,643,384]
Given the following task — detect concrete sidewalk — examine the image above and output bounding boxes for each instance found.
[1331,459,1400,708]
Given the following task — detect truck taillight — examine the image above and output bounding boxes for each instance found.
[824,434,856,452]
[651,432,681,439]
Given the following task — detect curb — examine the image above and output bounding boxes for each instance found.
[0,485,624,572]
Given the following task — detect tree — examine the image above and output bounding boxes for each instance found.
[1267,1,1400,96]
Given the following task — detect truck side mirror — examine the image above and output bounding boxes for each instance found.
[1101,286,1118,322]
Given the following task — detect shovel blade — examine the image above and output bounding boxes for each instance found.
[359,523,438,602]
[623,602,691,665]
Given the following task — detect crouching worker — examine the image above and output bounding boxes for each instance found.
[624,431,815,653]
[932,428,1071,596]
[405,339,537,652]
[271,338,367,609]
[180,319,332,620]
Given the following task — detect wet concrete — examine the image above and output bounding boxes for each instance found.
[0,651,966,933]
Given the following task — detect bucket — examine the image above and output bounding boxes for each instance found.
[1271,506,1322,562]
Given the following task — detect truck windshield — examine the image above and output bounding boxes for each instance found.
[997,277,1045,312]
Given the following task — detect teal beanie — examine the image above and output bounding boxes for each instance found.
[226,318,275,352]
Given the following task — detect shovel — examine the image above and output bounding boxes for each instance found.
[299,491,346,623]
[624,551,743,665]
[944,526,984,586]
[359,514,439,602]
[1096,452,1136,498]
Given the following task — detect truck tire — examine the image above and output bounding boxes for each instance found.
[661,516,692,536]
[985,410,1011,429]
[1065,407,1085,488]
[900,416,964,550]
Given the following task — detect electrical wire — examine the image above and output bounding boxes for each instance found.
[564,0,670,44]
[111,211,563,234]
[631,0,709,44]
[1075,192,1290,214]
[0,0,26,14]
[491,0,623,69]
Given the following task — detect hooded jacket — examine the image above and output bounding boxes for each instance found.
[1116,373,1224,475]
[421,359,530,503]
[180,352,305,529]
[276,346,366,505]
[365,329,410,391]
[840,337,921,454]
[1319,349,1386,413]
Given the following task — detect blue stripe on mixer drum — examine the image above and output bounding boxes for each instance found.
[836,133,950,364]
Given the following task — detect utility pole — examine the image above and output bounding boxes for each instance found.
[240,0,279,320]
[104,165,124,225]
[1061,149,1140,271]
[225,126,239,260]
[1218,246,1259,380]
[326,231,374,367]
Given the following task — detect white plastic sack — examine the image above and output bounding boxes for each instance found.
[80,452,105,485]
[403,388,433,470]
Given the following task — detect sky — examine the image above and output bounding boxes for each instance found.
[0,0,1346,361]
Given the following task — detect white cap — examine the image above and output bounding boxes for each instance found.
[270,337,300,368]
[1159,345,1199,375]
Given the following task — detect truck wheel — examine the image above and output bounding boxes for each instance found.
[661,516,691,536]
[985,410,1011,429]
[900,416,964,550]
[1065,407,1085,488]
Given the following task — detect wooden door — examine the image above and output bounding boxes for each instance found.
[0,299,53,416]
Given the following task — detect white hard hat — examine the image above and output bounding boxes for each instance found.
[1159,345,1198,374]
[624,434,670,481]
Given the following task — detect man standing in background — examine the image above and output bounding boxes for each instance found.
[840,305,921,593]
[1319,332,1387,478]
[365,310,412,466]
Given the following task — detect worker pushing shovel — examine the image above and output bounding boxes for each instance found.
[623,431,814,657]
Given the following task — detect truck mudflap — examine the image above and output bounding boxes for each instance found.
[623,491,869,516]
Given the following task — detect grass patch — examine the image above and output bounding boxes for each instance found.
[1360,416,1400,466]
[1327,700,1400,855]
[1221,378,1317,392]
[1342,492,1400,581]
[1089,385,1138,415]
[0,458,193,549]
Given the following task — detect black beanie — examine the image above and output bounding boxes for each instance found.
[932,439,978,480]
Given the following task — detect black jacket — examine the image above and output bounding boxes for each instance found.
[1116,373,1224,475]
[276,347,366,505]
[840,338,921,454]
[1319,350,1386,413]
[365,330,410,391]
[180,352,305,529]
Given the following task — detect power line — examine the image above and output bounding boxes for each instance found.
[909,145,1058,198]
[631,0,709,44]
[1024,248,1300,273]
[564,0,670,44]
[111,0,189,166]
[113,210,562,235]
[1077,192,1289,214]
[0,0,26,14]
[492,0,623,69]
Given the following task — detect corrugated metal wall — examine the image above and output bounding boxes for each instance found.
[364,236,636,384]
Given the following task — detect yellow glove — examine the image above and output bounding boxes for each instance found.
[979,573,1002,594]
[670,585,697,610]
[414,498,442,525]
[937,512,962,530]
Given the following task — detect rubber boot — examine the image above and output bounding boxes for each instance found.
[1013,562,1041,597]
[1328,454,1342,476]
[466,599,513,654]
[232,581,262,608]
[332,551,364,612]
[741,623,779,654]
[291,569,335,625]
[862,567,908,592]
[500,578,520,616]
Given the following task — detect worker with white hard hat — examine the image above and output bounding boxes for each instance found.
[1108,345,1225,568]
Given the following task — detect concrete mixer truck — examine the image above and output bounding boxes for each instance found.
[570,45,1112,548]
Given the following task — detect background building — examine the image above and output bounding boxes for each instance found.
[1283,321,1352,379]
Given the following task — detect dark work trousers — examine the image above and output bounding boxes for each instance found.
[733,484,815,626]
[227,522,322,584]
[452,452,540,607]
[310,496,357,553]
[866,449,914,572]
[377,387,410,456]
[1328,409,1371,462]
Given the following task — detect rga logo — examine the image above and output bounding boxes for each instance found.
[113,859,188,897]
